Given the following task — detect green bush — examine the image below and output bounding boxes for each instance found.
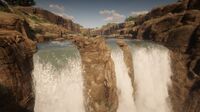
[125,16,137,22]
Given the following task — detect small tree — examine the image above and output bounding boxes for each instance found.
[125,16,137,22]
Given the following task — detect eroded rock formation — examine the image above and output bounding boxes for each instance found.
[73,37,118,112]
[0,12,36,112]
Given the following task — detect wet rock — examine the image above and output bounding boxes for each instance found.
[183,80,200,112]
[169,51,193,112]
[116,39,136,97]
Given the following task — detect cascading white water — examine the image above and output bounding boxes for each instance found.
[129,41,172,112]
[109,40,172,112]
[32,39,172,112]
[110,42,136,112]
[32,41,85,112]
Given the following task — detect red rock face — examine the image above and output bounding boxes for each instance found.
[0,12,36,112]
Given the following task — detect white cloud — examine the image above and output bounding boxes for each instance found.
[49,4,74,20]
[99,10,125,23]
[56,13,74,20]
[130,11,148,17]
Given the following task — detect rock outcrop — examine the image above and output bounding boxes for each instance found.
[73,37,118,112]
[0,12,36,112]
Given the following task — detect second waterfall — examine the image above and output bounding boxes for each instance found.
[109,40,173,112]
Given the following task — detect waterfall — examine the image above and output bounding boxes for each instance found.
[32,40,172,112]
[109,42,136,112]
[109,40,172,112]
[129,41,172,112]
[32,41,85,112]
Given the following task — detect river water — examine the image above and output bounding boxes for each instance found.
[32,39,172,112]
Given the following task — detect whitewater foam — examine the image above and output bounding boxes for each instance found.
[33,53,85,112]
[110,43,136,112]
[130,42,172,112]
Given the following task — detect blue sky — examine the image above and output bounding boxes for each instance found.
[35,0,177,28]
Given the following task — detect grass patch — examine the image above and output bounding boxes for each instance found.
[29,15,49,23]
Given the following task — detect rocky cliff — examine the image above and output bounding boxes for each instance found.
[128,0,200,111]
[0,0,199,111]
[0,11,36,112]
[73,37,118,112]
[91,0,200,111]
[15,7,81,33]
[91,22,134,38]
[10,6,81,42]
[0,1,82,42]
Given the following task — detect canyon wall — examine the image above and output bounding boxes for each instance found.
[130,0,200,111]
[0,0,199,112]
[0,12,36,112]
[15,7,81,33]
[91,22,134,38]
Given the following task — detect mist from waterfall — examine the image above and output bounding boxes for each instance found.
[109,42,136,112]
[32,41,85,112]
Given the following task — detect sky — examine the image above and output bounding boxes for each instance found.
[35,0,177,28]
